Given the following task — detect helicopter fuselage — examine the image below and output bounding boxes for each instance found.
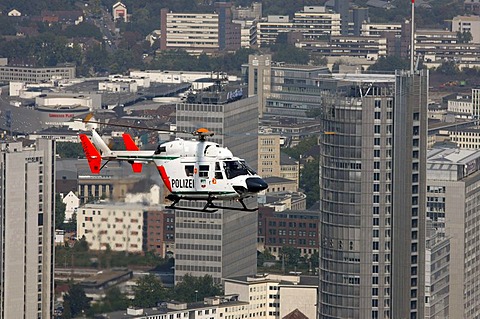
[96,137,268,203]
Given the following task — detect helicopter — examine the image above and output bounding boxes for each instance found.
[79,123,268,212]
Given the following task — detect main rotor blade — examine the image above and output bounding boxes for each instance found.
[74,118,186,134]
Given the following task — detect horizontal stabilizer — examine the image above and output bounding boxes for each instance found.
[79,134,102,174]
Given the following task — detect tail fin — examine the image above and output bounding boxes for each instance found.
[122,133,139,151]
[122,133,142,173]
[79,134,102,174]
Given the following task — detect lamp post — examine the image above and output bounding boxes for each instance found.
[195,290,198,302]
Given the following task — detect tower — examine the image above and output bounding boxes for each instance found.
[0,139,55,319]
[174,85,258,284]
[318,70,428,319]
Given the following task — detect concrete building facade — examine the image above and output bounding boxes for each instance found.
[244,54,329,118]
[426,147,480,318]
[174,85,258,285]
[318,71,428,319]
[0,64,75,83]
[159,4,240,54]
[224,274,318,319]
[0,139,55,319]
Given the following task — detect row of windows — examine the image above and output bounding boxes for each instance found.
[176,265,221,272]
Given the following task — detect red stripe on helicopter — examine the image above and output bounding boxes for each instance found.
[158,165,172,192]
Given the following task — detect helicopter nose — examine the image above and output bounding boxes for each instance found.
[246,177,268,193]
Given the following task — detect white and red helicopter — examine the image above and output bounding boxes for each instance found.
[79,123,268,212]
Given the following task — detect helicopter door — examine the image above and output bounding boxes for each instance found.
[197,164,210,190]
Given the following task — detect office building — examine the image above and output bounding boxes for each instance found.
[0,139,55,318]
[224,274,318,319]
[244,54,329,118]
[258,207,319,258]
[293,6,341,40]
[426,147,480,318]
[176,83,258,168]
[318,70,428,319]
[174,83,258,285]
[451,15,480,43]
[256,16,293,47]
[0,64,75,83]
[159,3,240,54]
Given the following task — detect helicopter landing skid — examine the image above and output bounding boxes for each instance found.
[165,195,257,213]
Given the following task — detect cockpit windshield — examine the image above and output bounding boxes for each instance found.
[223,160,256,179]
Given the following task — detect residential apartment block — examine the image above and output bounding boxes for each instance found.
[0,139,55,319]
[77,203,146,252]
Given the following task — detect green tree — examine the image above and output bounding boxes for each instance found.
[435,61,459,75]
[91,287,130,313]
[457,30,473,44]
[300,159,320,207]
[368,56,409,72]
[63,212,77,232]
[56,142,84,158]
[281,246,301,268]
[271,44,310,65]
[133,274,167,307]
[282,136,318,160]
[174,274,222,302]
[55,193,66,229]
[63,22,103,40]
[74,235,89,252]
[309,251,319,269]
[257,249,276,267]
[63,283,90,318]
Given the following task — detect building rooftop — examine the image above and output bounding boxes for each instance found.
[427,147,480,165]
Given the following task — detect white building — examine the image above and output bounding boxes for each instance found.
[451,15,480,43]
[129,70,237,84]
[112,2,128,22]
[62,191,80,222]
[98,80,138,93]
[257,16,293,47]
[293,6,341,40]
[7,9,21,16]
[426,147,480,318]
[77,203,149,252]
[224,274,318,319]
[0,139,55,318]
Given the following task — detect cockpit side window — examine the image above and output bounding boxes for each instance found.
[215,162,223,179]
[223,160,249,179]
[155,145,166,155]
[185,165,194,176]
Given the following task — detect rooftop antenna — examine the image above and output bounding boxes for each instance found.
[410,0,415,73]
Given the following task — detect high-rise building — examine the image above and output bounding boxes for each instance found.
[173,84,259,284]
[426,147,480,318]
[0,139,55,318]
[318,70,428,319]
[244,54,329,118]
